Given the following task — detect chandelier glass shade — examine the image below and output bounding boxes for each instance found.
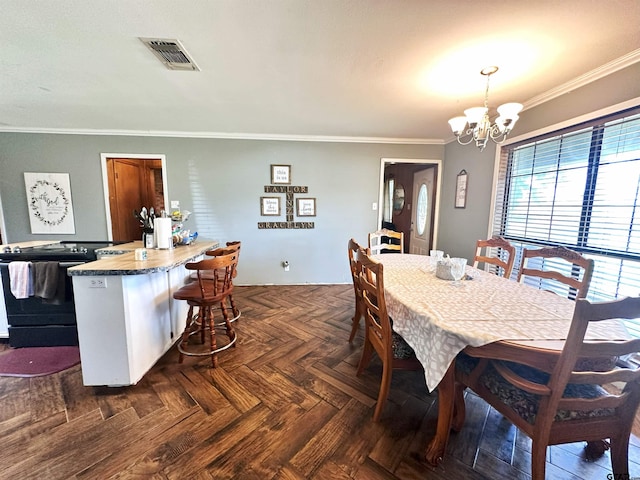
[448,66,522,151]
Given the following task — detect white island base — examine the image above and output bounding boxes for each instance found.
[70,240,218,386]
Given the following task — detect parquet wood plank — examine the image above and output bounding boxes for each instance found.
[207,366,261,413]
[28,374,66,421]
[0,379,30,424]
[307,363,377,407]
[162,404,272,479]
[40,408,177,480]
[59,366,102,420]
[0,284,635,479]
[289,398,371,477]
[232,364,307,412]
[0,407,135,479]
[255,363,320,411]
[0,410,68,456]
[77,406,211,479]
[368,395,431,472]
[246,337,305,371]
[246,401,339,477]
[205,403,314,479]
[446,390,489,466]
[310,460,353,480]
[145,367,198,416]
[174,367,233,415]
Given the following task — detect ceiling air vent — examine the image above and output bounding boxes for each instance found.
[139,38,200,71]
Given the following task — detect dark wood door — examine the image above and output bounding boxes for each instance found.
[107,158,164,242]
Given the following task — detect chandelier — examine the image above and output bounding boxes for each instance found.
[448,66,522,151]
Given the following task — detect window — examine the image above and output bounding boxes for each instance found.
[383,177,395,223]
[492,107,640,336]
[416,183,428,235]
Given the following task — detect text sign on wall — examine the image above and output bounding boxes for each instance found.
[24,172,76,234]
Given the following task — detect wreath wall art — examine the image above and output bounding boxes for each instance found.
[24,172,76,234]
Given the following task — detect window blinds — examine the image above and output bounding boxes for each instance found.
[492,107,640,336]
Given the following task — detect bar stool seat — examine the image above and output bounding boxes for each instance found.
[173,250,238,367]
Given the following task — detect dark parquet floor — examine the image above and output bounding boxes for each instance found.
[0,285,639,479]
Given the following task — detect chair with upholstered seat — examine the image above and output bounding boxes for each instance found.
[517,245,594,299]
[368,228,404,255]
[454,296,640,480]
[347,238,369,343]
[472,236,516,279]
[173,250,239,367]
[355,248,423,421]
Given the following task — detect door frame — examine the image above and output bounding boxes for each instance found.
[100,153,169,241]
[378,158,442,250]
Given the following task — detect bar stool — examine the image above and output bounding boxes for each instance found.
[207,241,241,322]
[189,241,242,322]
[173,250,239,367]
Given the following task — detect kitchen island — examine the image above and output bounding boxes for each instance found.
[68,239,219,386]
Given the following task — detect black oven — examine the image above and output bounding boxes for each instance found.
[0,241,117,347]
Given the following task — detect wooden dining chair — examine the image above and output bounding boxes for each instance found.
[454,296,640,480]
[368,228,404,255]
[517,245,594,299]
[355,248,422,421]
[173,250,239,367]
[472,236,516,279]
[347,238,369,343]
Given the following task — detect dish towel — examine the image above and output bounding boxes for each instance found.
[8,261,34,299]
[33,261,65,304]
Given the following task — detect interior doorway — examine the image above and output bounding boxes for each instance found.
[378,158,442,254]
[101,154,168,242]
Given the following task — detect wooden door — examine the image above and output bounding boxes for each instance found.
[107,158,164,242]
[409,167,435,255]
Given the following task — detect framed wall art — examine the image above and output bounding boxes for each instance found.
[260,196,281,216]
[270,164,291,184]
[24,172,76,234]
[296,197,316,217]
[455,169,468,209]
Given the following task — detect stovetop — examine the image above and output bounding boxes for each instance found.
[0,241,118,262]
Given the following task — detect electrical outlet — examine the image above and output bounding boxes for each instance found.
[170,200,180,209]
[89,278,107,288]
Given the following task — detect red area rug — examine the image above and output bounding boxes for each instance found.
[0,346,80,377]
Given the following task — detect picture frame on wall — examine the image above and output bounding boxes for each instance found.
[270,164,291,184]
[296,197,316,217]
[24,172,76,234]
[260,196,281,216]
[455,169,468,209]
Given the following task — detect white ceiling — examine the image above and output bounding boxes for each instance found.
[1,0,639,142]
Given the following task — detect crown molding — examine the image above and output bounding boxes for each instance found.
[0,127,444,145]
[524,48,640,110]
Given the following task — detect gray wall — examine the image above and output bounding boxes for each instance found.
[0,134,442,284]
[1,63,638,284]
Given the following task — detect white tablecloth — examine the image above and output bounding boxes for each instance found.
[374,254,629,392]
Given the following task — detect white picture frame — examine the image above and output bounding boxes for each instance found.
[271,164,291,184]
[260,196,281,216]
[296,197,316,217]
[24,172,76,234]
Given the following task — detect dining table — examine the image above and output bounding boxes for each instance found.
[373,253,630,466]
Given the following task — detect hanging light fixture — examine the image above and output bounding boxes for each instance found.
[448,66,522,151]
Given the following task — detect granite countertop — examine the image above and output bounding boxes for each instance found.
[68,239,219,276]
